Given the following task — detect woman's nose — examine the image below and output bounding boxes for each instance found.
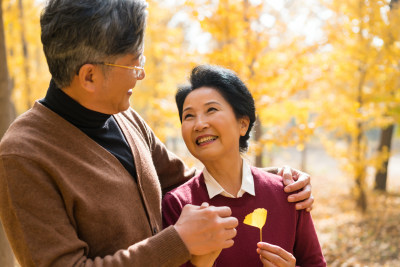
[193,116,209,132]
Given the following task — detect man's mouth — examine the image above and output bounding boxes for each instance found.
[196,136,218,145]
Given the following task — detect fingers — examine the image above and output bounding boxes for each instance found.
[257,242,296,267]
[200,202,209,208]
[222,227,237,242]
[211,205,233,218]
[281,165,295,186]
[295,194,314,211]
[284,172,310,193]
[287,184,311,202]
[174,204,238,255]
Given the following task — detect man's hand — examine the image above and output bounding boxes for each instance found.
[257,242,296,267]
[190,249,221,267]
[278,166,314,212]
[174,202,238,255]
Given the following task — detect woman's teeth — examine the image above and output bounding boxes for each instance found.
[197,136,217,145]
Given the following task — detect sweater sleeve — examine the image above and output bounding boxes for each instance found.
[0,155,190,267]
[293,210,326,267]
[162,192,185,228]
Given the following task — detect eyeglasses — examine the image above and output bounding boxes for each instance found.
[102,55,146,79]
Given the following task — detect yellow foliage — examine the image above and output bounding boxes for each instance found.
[3,0,50,115]
[131,0,196,142]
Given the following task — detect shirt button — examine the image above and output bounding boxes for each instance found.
[153,227,158,234]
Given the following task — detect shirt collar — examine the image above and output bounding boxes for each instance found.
[203,159,255,199]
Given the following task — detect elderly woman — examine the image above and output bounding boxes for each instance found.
[163,65,326,267]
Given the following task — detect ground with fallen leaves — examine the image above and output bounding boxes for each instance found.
[313,188,400,266]
[302,145,400,266]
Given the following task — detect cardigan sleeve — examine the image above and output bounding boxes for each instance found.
[150,134,196,194]
[293,210,326,267]
[0,155,190,267]
[124,108,197,194]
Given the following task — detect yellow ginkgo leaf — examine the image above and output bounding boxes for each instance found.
[243,208,267,229]
[243,208,268,242]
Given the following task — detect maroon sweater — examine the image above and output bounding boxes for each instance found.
[162,167,326,267]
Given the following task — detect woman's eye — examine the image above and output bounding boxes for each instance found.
[183,114,193,120]
[208,107,217,112]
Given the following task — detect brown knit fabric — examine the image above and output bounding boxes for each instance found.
[0,102,194,267]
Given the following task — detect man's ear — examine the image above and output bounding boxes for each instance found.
[78,64,98,93]
[239,116,250,136]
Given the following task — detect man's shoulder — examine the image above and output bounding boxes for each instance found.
[1,107,42,155]
[0,102,74,157]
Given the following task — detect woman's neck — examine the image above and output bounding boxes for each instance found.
[203,155,243,196]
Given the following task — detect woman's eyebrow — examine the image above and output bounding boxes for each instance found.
[182,106,193,113]
[205,101,222,106]
[183,101,222,113]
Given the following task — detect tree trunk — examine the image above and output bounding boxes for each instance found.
[18,0,32,109]
[355,122,367,213]
[373,0,399,192]
[0,0,14,138]
[0,0,16,266]
[354,61,368,212]
[374,124,395,191]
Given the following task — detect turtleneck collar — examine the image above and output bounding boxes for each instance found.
[40,79,111,129]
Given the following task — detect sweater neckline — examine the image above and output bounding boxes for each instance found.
[40,80,111,129]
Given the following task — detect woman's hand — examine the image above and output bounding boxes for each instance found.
[257,242,296,267]
[190,249,221,267]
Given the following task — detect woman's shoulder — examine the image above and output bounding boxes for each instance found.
[250,166,284,189]
[164,173,207,202]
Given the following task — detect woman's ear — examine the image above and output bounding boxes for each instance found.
[239,116,250,136]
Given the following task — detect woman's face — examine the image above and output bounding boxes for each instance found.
[181,87,249,163]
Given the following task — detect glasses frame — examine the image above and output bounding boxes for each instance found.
[75,55,146,78]
[102,55,146,79]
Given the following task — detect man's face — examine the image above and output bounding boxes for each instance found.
[94,53,146,114]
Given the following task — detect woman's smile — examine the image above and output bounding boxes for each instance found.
[196,135,219,146]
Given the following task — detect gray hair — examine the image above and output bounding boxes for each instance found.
[40,0,148,88]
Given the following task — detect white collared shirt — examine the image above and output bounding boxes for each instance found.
[203,159,255,199]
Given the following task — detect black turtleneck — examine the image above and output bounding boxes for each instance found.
[39,80,137,181]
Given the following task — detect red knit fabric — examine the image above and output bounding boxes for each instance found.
[163,166,326,267]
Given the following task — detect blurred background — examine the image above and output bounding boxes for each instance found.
[0,0,399,266]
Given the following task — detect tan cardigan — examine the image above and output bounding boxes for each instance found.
[0,102,195,266]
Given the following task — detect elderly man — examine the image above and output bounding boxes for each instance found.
[0,0,313,266]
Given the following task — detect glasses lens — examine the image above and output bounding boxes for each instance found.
[134,69,144,79]
[140,55,145,68]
